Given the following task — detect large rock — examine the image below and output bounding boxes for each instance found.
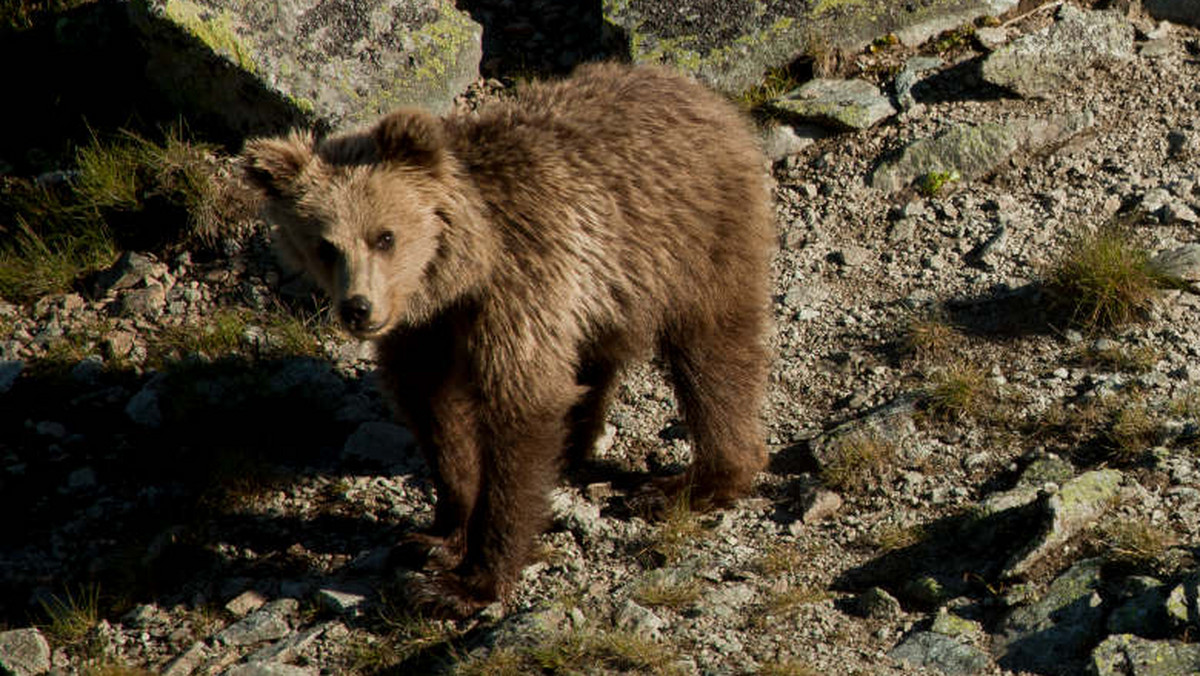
[994,558,1107,673]
[870,111,1095,193]
[129,0,483,138]
[770,78,896,131]
[0,628,51,676]
[602,0,1018,95]
[981,5,1134,98]
[889,631,990,676]
[1091,634,1200,676]
[1001,469,1123,578]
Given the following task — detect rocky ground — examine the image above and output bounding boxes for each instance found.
[4,2,1200,675]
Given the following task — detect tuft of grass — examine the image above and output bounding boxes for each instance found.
[1101,400,1158,465]
[1,126,241,302]
[1078,343,1160,374]
[641,492,709,565]
[452,646,526,676]
[752,543,805,577]
[737,64,805,116]
[818,431,896,493]
[759,660,820,676]
[0,181,117,302]
[1042,222,1178,331]
[147,306,327,366]
[526,629,685,675]
[1095,517,1174,569]
[901,314,962,362]
[862,521,927,552]
[39,584,101,646]
[633,576,703,610]
[921,361,991,421]
[454,623,685,676]
[749,584,831,631]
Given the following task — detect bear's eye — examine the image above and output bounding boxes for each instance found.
[373,231,395,252]
[316,238,339,267]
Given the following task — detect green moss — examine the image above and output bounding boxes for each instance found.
[163,0,257,74]
[812,0,866,16]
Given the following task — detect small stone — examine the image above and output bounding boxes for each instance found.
[857,587,902,619]
[315,585,370,617]
[931,608,983,638]
[0,628,52,676]
[549,487,605,539]
[797,487,843,524]
[225,590,268,618]
[615,599,664,640]
[162,641,212,676]
[214,599,297,647]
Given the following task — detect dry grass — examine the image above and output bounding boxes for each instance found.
[901,314,963,361]
[922,362,992,422]
[1094,517,1175,569]
[1042,221,1178,331]
[1077,343,1160,374]
[39,584,101,647]
[818,431,897,493]
[454,625,685,676]
[633,576,703,610]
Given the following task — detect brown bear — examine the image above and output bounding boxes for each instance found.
[241,62,774,618]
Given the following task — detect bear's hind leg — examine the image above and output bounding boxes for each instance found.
[660,305,769,509]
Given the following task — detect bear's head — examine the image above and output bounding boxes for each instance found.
[242,110,463,338]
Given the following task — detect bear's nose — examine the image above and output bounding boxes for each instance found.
[339,295,372,330]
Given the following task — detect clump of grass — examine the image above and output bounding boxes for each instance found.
[633,576,703,610]
[1101,400,1159,465]
[922,362,991,421]
[454,624,685,676]
[901,313,962,361]
[1095,517,1174,570]
[759,659,820,676]
[748,584,831,631]
[0,181,117,302]
[752,543,805,577]
[862,521,927,552]
[526,629,684,675]
[641,492,709,565]
[0,126,240,303]
[737,64,805,116]
[818,431,896,493]
[147,306,327,366]
[1078,343,1160,374]
[1042,222,1178,331]
[39,584,101,646]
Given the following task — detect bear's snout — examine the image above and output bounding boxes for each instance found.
[339,295,374,332]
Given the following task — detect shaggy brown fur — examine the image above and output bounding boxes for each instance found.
[242,62,774,617]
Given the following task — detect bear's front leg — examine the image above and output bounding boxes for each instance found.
[376,321,481,572]
[404,374,578,618]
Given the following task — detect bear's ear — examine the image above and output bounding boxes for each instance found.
[241,131,314,198]
[374,109,446,169]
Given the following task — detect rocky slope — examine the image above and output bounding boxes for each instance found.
[3,2,1200,675]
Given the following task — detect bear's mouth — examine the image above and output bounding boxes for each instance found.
[346,316,391,340]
